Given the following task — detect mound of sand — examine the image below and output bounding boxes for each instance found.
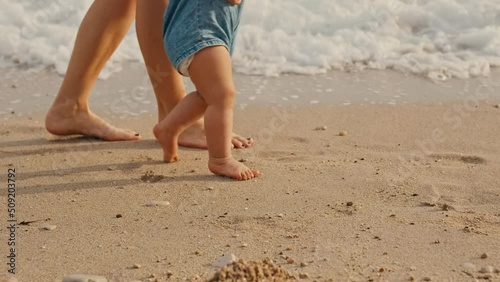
[208,259,296,282]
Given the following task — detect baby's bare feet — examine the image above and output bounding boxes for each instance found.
[153,123,180,163]
[208,156,260,181]
[45,105,140,141]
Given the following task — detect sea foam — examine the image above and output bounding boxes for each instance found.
[0,0,499,80]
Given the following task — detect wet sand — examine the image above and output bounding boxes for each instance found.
[1,68,500,281]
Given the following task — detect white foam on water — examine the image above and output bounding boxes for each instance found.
[0,0,499,80]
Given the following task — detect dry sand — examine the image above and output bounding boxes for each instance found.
[1,69,500,282]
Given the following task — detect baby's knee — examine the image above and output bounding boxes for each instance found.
[209,84,236,107]
[220,86,236,107]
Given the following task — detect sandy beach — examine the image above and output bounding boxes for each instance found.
[1,68,500,282]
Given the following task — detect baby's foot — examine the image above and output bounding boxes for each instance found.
[208,156,260,181]
[45,105,140,141]
[153,123,180,163]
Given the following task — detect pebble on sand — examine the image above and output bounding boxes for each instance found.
[132,264,142,269]
[339,131,348,136]
[42,224,57,231]
[481,253,488,259]
[315,126,327,131]
[63,275,108,282]
[212,253,237,268]
[494,104,500,108]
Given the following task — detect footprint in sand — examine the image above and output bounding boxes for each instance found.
[429,153,486,165]
[420,181,499,209]
[257,150,321,163]
[289,136,309,143]
[420,183,442,207]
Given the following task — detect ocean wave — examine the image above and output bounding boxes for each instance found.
[1,0,499,80]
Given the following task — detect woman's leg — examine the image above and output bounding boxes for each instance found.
[136,0,184,121]
[45,0,140,141]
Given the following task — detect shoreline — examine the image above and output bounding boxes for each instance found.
[1,66,500,122]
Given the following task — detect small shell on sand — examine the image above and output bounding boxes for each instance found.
[212,253,237,268]
[145,201,171,207]
[315,126,327,131]
[479,266,494,274]
[462,262,476,272]
[132,264,141,269]
[42,225,57,231]
[481,253,488,259]
[339,131,348,136]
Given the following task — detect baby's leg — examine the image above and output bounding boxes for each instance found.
[188,46,259,181]
[153,92,207,162]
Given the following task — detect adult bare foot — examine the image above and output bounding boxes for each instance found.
[45,105,140,141]
[153,122,180,163]
[208,156,260,181]
[177,120,254,149]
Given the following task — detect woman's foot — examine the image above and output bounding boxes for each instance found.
[177,120,253,149]
[45,104,141,141]
[208,156,260,181]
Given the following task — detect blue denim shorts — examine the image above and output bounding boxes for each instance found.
[163,0,244,76]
